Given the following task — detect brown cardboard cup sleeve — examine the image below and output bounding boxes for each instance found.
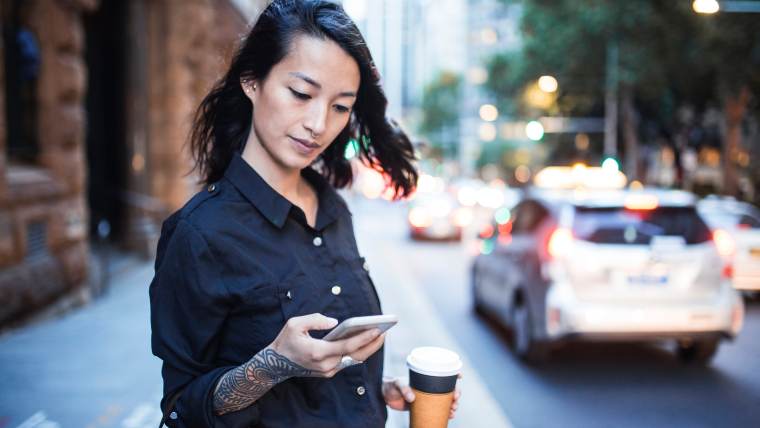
[406,347,462,428]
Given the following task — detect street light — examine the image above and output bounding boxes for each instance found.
[693,0,720,13]
[538,75,558,93]
[693,0,760,13]
[525,121,544,141]
[479,104,499,122]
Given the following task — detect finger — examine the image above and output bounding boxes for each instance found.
[392,378,415,402]
[349,333,385,361]
[289,313,338,332]
[333,328,381,356]
[401,385,415,402]
[320,366,342,378]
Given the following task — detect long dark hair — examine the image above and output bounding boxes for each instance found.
[189,0,417,199]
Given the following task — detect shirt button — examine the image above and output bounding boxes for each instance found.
[207,184,216,192]
[170,411,178,420]
[356,386,366,396]
[331,285,342,295]
[286,290,292,300]
[313,236,323,247]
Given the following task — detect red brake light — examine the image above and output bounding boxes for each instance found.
[713,229,735,258]
[478,224,495,239]
[722,263,734,279]
[548,228,574,259]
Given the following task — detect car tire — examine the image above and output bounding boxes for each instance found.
[471,267,486,317]
[676,338,719,365]
[510,301,548,363]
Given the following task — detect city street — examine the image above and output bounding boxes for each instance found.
[353,198,760,428]
[1,197,759,428]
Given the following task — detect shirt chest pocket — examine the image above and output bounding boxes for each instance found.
[229,272,321,354]
[276,270,322,321]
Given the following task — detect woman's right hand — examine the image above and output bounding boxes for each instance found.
[269,313,386,378]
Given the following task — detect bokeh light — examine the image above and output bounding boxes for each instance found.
[538,75,558,93]
[479,123,497,141]
[525,120,544,141]
[479,104,499,122]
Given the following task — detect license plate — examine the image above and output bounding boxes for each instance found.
[627,274,668,285]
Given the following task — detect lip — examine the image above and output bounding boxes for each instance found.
[289,136,320,154]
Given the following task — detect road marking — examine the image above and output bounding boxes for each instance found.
[15,412,60,428]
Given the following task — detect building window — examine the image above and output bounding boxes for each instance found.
[2,0,40,164]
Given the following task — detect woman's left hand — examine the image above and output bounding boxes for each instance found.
[382,376,462,420]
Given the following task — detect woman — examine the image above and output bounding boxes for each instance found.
[149,1,460,427]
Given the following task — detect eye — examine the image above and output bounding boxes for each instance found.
[333,104,351,113]
[288,87,311,100]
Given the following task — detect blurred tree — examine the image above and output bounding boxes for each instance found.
[697,13,760,197]
[419,71,462,159]
[489,0,760,194]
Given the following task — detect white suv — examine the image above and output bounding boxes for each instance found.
[471,188,744,364]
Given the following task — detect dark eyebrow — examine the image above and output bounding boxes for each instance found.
[289,71,357,98]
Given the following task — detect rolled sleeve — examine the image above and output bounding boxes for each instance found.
[150,219,260,427]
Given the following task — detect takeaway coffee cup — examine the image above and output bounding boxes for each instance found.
[406,346,462,428]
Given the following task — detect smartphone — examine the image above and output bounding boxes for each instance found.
[323,314,398,341]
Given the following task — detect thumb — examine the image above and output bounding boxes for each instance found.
[291,313,338,332]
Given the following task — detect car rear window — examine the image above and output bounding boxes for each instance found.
[700,209,760,230]
[572,206,712,245]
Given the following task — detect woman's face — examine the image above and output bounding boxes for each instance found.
[243,35,360,172]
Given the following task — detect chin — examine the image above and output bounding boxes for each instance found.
[280,152,318,171]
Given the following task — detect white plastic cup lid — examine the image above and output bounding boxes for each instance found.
[406,346,462,377]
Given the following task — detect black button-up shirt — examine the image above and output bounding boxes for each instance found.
[149,153,386,428]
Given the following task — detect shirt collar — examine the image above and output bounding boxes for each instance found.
[223,153,346,230]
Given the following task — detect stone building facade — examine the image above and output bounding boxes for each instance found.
[0,0,261,326]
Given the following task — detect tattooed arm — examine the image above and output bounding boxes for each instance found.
[213,313,386,415]
[213,346,313,415]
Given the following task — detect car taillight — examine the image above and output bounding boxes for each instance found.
[713,229,735,258]
[478,224,495,239]
[722,263,733,279]
[548,228,574,259]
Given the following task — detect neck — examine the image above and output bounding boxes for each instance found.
[240,133,306,202]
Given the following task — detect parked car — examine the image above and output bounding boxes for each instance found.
[407,191,471,241]
[698,196,760,293]
[471,187,744,364]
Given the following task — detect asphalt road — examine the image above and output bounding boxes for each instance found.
[356,199,760,428]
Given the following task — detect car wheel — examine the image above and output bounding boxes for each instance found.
[510,301,547,363]
[676,338,719,365]
[471,268,486,317]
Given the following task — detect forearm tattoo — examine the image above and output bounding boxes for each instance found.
[213,347,314,415]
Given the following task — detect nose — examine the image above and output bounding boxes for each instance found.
[304,102,328,138]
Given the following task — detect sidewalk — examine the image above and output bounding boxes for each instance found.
[350,197,512,428]
[0,198,511,428]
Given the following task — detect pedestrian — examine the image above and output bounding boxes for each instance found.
[149,1,461,427]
